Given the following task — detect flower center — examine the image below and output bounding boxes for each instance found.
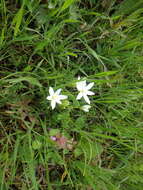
[52,94,58,100]
[80,89,86,93]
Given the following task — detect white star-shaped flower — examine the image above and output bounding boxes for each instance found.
[47,87,68,109]
[76,80,94,104]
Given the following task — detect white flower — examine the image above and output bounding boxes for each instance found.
[81,105,91,112]
[76,80,94,104]
[47,87,68,109]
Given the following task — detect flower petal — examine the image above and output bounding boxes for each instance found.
[86,82,94,90]
[83,94,90,104]
[49,87,54,95]
[81,80,86,87]
[76,82,82,91]
[87,91,95,96]
[55,88,62,95]
[76,92,83,100]
[76,80,86,91]
[82,105,91,112]
[51,100,56,109]
[50,136,57,141]
[56,99,62,104]
[46,96,52,100]
[59,95,68,100]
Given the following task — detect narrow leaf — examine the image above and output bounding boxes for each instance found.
[60,0,75,13]
[6,77,42,87]
[12,6,24,36]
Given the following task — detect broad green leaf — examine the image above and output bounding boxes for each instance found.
[75,116,85,129]
[49,129,60,136]
[32,140,42,150]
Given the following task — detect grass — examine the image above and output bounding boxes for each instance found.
[0,0,143,189]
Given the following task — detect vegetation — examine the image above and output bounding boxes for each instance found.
[0,0,143,189]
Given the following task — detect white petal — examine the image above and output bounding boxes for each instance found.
[84,105,91,109]
[87,91,95,96]
[51,100,56,109]
[83,94,90,104]
[86,82,94,90]
[59,95,68,100]
[56,98,62,104]
[49,87,54,95]
[47,96,52,100]
[76,82,82,91]
[76,81,86,91]
[76,92,83,100]
[82,105,91,112]
[55,88,62,95]
[81,80,86,87]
